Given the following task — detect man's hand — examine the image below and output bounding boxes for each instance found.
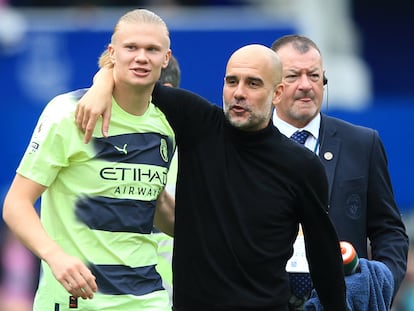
[75,67,114,143]
[75,94,111,144]
[46,249,98,299]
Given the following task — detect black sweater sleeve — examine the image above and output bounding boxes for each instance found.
[151,82,222,145]
[300,156,347,311]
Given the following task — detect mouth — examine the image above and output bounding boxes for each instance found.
[131,67,150,76]
[296,96,313,103]
[230,104,248,114]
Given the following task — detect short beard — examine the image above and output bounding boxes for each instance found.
[224,109,269,132]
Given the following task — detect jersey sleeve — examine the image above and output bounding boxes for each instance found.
[17,94,88,187]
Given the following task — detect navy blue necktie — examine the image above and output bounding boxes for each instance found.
[289,130,313,299]
[290,130,310,145]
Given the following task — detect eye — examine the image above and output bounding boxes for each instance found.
[284,75,297,83]
[225,77,238,86]
[248,80,260,88]
[310,73,320,82]
[147,45,163,54]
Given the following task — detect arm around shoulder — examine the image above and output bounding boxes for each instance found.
[75,66,115,143]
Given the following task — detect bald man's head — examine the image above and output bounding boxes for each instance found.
[223,44,284,131]
[226,44,283,85]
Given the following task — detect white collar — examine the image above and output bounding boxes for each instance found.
[272,110,321,140]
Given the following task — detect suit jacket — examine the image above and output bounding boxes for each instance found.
[318,113,408,296]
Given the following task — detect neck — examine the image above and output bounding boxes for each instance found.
[113,83,154,116]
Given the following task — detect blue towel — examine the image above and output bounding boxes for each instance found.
[304,258,394,311]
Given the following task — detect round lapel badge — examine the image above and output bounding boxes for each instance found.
[324,151,333,161]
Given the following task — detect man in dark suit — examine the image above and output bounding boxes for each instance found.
[271,35,408,310]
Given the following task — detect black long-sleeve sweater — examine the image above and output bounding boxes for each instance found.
[152,83,347,311]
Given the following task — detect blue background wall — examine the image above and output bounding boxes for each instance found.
[1,22,413,213]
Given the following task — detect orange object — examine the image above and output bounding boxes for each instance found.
[340,241,360,275]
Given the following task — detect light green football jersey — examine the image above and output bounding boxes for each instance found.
[17,89,175,311]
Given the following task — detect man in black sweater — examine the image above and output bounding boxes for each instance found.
[76,44,347,311]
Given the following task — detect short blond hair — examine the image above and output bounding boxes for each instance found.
[98,9,170,68]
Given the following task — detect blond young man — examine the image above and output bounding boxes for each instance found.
[3,9,175,311]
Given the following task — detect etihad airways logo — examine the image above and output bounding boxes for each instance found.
[99,167,167,185]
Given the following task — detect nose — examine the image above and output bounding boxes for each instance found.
[298,74,312,90]
[233,82,246,99]
[134,49,148,62]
